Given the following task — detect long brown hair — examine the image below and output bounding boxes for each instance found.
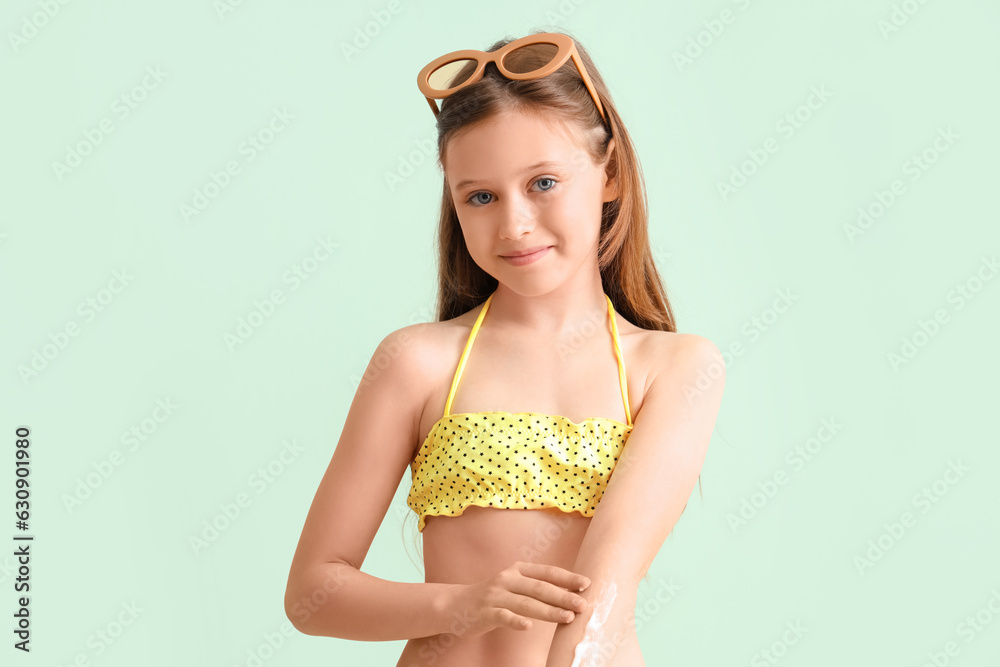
[405,29,697,581]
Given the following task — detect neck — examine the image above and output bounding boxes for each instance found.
[486,281,611,338]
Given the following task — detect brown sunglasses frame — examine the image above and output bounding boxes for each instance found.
[416,32,608,123]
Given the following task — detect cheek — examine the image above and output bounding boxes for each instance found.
[558,178,603,217]
[552,193,602,245]
[459,223,494,261]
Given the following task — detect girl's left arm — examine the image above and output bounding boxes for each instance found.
[546,334,725,667]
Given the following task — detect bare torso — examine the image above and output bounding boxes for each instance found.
[396,300,661,666]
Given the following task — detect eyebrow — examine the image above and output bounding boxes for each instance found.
[453,161,564,192]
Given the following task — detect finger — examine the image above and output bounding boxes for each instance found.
[502,592,578,624]
[512,563,590,612]
[491,606,535,631]
[497,586,584,624]
[515,562,591,593]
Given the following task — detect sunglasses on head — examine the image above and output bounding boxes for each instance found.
[416,32,608,125]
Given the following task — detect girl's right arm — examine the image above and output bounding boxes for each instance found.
[283,325,445,640]
[287,558,591,640]
[285,560,463,639]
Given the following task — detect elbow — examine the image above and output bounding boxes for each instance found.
[284,575,330,637]
[284,578,315,636]
[284,562,353,637]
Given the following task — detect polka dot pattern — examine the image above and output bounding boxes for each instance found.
[407,289,634,533]
[407,411,632,531]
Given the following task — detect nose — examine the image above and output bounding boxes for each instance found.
[498,194,539,239]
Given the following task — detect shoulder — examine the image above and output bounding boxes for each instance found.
[368,322,436,379]
[645,331,725,389]
[360,323,431,398]
[366,313,473,390]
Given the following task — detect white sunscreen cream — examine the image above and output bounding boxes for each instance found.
[570,580,618,667]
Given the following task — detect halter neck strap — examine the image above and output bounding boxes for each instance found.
[443,291,632,426]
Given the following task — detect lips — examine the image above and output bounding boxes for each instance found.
[501,245,550,258]
[500,246,551,266]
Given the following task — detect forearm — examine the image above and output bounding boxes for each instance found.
[285,562,461,641]
[546,572,637,667]
[546,524,640,666]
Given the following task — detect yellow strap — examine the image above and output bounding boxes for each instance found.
[443,291,494,417]
[606,295,632,427]
[443,291,631,427]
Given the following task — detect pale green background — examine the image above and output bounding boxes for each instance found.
[2,0,999,665]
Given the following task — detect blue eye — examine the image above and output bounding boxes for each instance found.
[465,177,558,207]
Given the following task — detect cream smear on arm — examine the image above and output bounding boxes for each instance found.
[570,580,618,667]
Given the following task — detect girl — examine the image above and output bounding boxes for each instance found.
[284,29,725,666]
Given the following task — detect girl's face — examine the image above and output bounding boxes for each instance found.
[443,110,617,294]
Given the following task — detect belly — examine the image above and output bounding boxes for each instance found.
[422,505,589,580]
[396,506,641,666]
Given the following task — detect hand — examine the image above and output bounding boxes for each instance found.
[450,561,591,638]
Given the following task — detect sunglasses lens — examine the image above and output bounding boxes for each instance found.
[503,42,559,74]
[427,59,477,91]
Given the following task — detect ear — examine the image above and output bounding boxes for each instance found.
[601,137,619,203]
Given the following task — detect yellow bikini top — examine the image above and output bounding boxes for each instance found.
[406,290,633,532]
